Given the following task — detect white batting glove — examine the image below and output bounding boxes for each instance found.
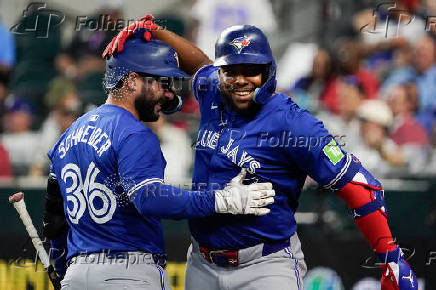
[215,169,275,216]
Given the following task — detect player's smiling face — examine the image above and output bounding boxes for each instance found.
[218,64,265,113]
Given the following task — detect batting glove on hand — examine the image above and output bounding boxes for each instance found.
[102,14,157,58]
[214,169,275,216]
[377,246,418,290]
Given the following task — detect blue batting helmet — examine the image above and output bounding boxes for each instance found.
[214,25,274,67]
[214,25,277,105]
[103,29,189,90]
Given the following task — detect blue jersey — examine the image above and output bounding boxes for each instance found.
[189,65,360,249]
[48,104,215,259]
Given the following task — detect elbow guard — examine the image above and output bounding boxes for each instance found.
[43,173,68,240]
[337,165,396,253]
[337,166,387,219]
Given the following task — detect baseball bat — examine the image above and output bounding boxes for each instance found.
[9,192,60,290]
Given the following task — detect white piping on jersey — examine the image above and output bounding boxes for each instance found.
[324,153,352,190]
[127,178,164,197]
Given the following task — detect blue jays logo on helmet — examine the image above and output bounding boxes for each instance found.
[229,36,251,54]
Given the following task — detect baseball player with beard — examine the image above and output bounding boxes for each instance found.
[43,26,276,290]
[105,16,418,290]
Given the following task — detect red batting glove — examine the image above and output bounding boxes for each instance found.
[102,14,157,58]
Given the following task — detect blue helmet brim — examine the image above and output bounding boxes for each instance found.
[104,65,190,90]
[213,53,272,67]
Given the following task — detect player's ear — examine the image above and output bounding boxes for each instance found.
[125,72,139,92]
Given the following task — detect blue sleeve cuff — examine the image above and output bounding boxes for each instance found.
[130,181,216,219]
[376,246,401,264]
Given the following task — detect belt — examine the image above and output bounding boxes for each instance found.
[199,239,290,268]
[67,251,167,269]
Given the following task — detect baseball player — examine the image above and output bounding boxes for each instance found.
[106,16,418,290]
[43,28,276,290]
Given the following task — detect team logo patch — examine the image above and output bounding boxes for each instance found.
[229,36,251,54]
[323,139,344,165]
[89,114,99,122]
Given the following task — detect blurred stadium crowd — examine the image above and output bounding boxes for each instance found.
[0,0,435,184]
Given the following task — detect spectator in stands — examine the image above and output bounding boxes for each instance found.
[414,36,436,110]
[0,21,15,133]
[355,99,429,176]
[413,36,436,136]
[0,69,10,134]
[379,42,417,99]
[387,83,430,173]
[406,36,436,140]
[189,0,277,59]
[322,39,379,114]
[9,7,61,129]
[0,21,15,179]
[291,48,336,112]
[388,84,428,146]
[0,142,12,179]
[0,22,15,69]
[317,76,364,151]
[1,96,39,176]
[29,78,82,176]
[354,100,396,176]
[55,1,123,109]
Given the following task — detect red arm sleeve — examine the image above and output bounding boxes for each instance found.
[336,182,397,253]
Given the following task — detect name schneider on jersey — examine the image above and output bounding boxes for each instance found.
[57,120,112,159]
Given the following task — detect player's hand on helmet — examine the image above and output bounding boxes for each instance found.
[378,246,418,289]
[102,14,157,58]
[214,168,275,216]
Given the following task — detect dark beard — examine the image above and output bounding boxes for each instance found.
[134,86,160,122]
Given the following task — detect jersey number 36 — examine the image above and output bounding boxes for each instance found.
[61,162,117,224]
